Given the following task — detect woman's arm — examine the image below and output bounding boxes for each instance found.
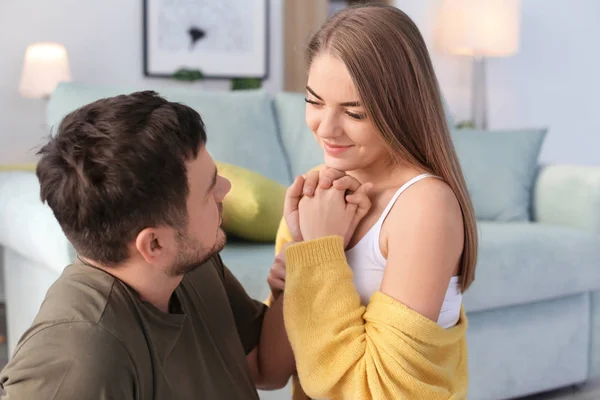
[380,178,464,322]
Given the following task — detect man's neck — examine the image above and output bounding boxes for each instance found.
[79,256,182,313]
[132,274,183,314]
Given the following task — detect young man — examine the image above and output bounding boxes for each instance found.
[0,91,295,399]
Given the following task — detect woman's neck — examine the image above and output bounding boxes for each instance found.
[347,159,424,191]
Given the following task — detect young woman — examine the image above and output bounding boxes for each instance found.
[270,4,478,399]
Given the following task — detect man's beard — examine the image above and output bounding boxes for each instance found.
[166,227,227,277]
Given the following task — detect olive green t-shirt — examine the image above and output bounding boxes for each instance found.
[0,255,267,399]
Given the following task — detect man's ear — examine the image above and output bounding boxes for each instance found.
[135,227,175,265]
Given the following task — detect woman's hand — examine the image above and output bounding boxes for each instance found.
[283,167,348,242]
[284,167,373,247]
[298,180,372,244]
[301,167,373,247]
[283,176,305,242]
[301,167,347,196]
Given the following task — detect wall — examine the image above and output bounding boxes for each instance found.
[0,0,282,164]
[395,0,600,166]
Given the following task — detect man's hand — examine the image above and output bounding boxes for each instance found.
[267,244,290,300]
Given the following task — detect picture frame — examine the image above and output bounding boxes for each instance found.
[143,0,269,79]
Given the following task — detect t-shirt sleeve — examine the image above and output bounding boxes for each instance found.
[216,256,267,355]
[0,322,136,399]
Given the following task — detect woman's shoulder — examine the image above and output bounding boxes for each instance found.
[398,174,459,212]
[379,175,465,319]
[385,175,464,241]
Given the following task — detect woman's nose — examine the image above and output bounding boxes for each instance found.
[316,113,342,139]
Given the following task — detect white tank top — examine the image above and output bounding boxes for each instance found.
[345,173,462,329]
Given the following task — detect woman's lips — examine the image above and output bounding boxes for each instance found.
[323,142,353,156]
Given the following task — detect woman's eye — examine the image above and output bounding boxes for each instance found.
[304,98,322,106]
[346,111,366,120]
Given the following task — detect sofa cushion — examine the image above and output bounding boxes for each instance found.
[216,161,286,242]
[451,128,547,221]
[47,82,291,185]
[463,222,600,313]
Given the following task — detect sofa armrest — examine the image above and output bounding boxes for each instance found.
[533,165,600,233]
[0,171,74,275]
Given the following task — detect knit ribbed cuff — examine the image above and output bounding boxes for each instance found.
[285,236,346,270]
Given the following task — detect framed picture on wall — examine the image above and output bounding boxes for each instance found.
[143,0,269,79]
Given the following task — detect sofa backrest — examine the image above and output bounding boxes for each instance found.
[272,93,323,178]
[47,82,292,185]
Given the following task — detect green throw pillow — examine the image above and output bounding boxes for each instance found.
[451,127,547,221]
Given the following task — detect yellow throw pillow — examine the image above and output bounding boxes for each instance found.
[0,164,37,172]
[216,161,286,242]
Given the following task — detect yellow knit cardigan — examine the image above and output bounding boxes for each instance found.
[275,219,469,400]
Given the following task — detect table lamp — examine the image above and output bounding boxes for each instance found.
[19,42,72,100]
[436,0,521,129]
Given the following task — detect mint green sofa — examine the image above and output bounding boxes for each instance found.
[1,82,599,400]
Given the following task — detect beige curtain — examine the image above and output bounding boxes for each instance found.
[282,0,394,92]
[282,0,328,92]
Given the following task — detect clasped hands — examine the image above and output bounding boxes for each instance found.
[268,167,373,299]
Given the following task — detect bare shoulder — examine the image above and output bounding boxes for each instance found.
[388,177,463,231]
[381,176,464,264]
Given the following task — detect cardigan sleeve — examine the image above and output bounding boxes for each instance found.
[283,236,469,400]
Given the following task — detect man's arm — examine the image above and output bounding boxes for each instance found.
[218,257,295,390]
[247,295,296,390]
[1,322,136,399]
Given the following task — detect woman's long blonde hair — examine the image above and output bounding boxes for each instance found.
[307,4,478,291]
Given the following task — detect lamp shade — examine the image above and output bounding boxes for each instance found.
[436,0,521,57]
[19,42,72,99]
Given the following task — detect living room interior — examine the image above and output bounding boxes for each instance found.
[0,0,599,399]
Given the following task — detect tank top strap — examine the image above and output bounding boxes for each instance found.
[375,173,440,227]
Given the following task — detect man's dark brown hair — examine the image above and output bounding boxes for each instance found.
[36,91,207,266]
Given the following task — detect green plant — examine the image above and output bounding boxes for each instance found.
[171,68,262,91]
[231,77,262,90]
[172,68,205,82]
